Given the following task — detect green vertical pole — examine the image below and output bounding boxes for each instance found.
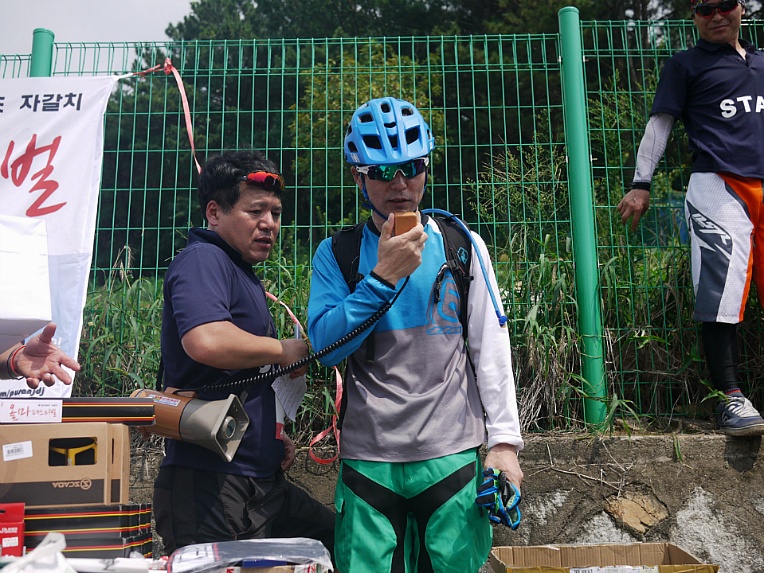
[558,7,607,427]
[30,28,54,77]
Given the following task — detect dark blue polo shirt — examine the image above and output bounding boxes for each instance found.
[160,227,284,478]
[651,38,764,179]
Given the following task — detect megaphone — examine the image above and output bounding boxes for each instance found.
[131,388,249,462]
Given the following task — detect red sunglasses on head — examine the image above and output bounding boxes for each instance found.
[693,0,739,17]
[240,171,285,192]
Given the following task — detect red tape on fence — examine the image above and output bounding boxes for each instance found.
[133,58,202,174]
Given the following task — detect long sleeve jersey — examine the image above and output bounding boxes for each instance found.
[308,215,523,462]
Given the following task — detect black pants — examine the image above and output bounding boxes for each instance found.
[153,466,335,559]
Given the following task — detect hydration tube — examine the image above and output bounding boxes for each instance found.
[197,277,411,393]
[421,207,508,328]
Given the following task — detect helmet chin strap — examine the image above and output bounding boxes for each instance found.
[360,176,389,221]
[359,172,429,222]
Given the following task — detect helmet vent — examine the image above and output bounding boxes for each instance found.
[363,135,382,150]
[347,141,358,153]
[405,127,420,145]
[401,106,414,116]
[359,112,374,124]
[381,102,391,113]
[388,135,399,149]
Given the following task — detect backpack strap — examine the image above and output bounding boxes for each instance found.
[331,220,368,293]
[429,214,473,340]
[330,220,372,429]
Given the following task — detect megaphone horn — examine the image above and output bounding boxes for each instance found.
[131,388,250,463]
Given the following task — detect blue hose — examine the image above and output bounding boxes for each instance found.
[422,208,507,328]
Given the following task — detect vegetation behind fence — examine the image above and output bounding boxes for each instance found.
[3,18,763,437]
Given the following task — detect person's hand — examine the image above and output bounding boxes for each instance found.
[372,213,427,284]
[279,338,309,376]
[281,432,297,471]
[15,323,80,389]
[617,188,651,232]
[483,443,523,489]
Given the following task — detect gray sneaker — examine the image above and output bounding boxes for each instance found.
[716,396,764,437]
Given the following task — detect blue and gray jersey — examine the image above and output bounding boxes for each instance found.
[308,216,523,462]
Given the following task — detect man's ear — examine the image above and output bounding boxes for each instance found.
[351,167,364,188]
[206,200,222,227]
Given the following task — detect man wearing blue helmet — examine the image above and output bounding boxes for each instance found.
[618,0,764,437]
[308,97,523,573]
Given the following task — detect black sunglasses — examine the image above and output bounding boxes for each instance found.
[240,171,285,192]
[356,158,429,182]
[693,0,739,17]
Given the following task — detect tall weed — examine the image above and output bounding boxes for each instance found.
[77,276,162,397]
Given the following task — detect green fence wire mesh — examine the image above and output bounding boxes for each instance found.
[2,19,763,432]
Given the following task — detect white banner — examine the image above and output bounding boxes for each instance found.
[0,75,117,397]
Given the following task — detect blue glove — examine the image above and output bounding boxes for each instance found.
[475,468,521,529]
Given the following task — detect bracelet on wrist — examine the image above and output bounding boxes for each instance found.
[631,181,651,192]
[7,344,26,379]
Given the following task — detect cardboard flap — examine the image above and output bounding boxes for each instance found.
[490,544,719,573]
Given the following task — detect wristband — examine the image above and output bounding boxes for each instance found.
[7,344,25,379]
[631,181,651,192]
[369,271,396,290]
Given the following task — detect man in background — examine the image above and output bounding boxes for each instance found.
[618,0,764,436]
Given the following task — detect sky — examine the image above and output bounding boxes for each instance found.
[0,0,194,55]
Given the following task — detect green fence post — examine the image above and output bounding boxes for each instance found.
[558,7,607,427]
[30,28,54,77]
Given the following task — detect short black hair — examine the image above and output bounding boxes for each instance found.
[197,150,282,218]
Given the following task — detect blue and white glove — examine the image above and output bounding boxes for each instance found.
[475,468,521,529]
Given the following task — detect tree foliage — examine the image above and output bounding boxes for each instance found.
[166,0,762,41]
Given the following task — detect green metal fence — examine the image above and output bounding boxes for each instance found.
[3,13,762,430]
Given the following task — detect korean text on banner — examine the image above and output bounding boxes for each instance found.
[0,75,117,398]
[0,215,52,355]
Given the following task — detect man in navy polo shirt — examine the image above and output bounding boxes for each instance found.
[618,0,764,436]
[153,150,334,555]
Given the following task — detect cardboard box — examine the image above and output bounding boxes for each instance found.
[489,543,719,573]
[25,503,151,534]
[0,423,129,508]
[24,502,152,553]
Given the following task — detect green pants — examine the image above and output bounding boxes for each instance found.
[334,449,491,573]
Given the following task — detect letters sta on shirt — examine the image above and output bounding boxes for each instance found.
[720,95,764,117]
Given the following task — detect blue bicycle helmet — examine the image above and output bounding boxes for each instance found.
[344,97,435,165]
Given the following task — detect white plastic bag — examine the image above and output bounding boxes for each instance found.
[3,533,76,573]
